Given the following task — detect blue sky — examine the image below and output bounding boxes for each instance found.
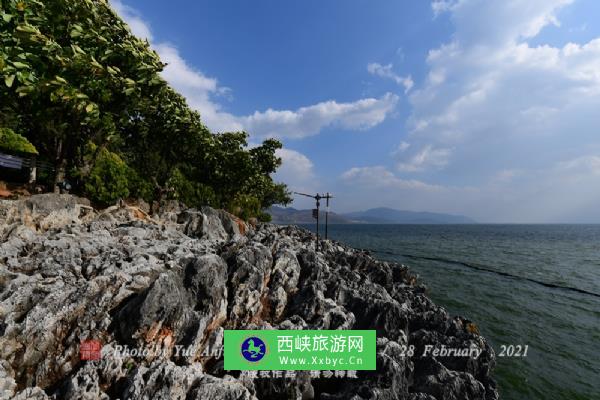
[112,0,600,222]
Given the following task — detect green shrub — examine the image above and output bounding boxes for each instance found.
[257,210,272,222]
[167,168,216,207]
[227,194,263,221]
[127,170,153,202]
[84,147,130,205]
[0,128,38,154]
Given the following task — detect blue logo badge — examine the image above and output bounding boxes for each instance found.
[241,336,266,362]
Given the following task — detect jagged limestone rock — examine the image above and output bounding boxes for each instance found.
[0,194,498,400]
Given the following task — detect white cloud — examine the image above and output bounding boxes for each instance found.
[240,93,399,139]
[274,148,325,209]
[110,1,398,139]
[156,45,219,93]
[396,144,452,172]
[431,0,458,18]
[367,63,414,93]
[153,43,242,133]
[396,47,406,61]
[274,148,315,185]
[491,169,523,184]
[110,0,153,42]
[341,166,442,191]
[436,0,573,46]
[405,0,600,176]
[556,155,600,175]
[393,141,410,154]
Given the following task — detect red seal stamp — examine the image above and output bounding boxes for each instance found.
[80,340,102,361]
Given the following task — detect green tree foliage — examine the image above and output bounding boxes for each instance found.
[0,0,291,217]
[0,0,164,186]
[167,168,217,208]
[84,145,130,204]
[0,127,37,154]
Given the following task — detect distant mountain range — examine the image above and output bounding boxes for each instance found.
[269,206,476,224]
[268,206,351,224]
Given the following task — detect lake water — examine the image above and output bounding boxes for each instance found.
[300,224,600,400]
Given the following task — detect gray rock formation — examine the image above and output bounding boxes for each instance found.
[0,194,498,400]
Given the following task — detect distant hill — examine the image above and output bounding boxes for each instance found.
[343,207,476,224]
[268,206,353,224]
[269,206,475,224]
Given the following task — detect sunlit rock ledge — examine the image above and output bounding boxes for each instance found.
[0,194,498,400]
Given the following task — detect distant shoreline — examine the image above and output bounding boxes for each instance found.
[270,205,476,224]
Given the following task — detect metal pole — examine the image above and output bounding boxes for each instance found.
[293,191,332,252]
[325,192,329,239]
[315,196,320,251]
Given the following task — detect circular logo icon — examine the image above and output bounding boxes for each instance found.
[241,336,267,362]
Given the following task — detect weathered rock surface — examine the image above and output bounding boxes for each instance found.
[0,194,498,400]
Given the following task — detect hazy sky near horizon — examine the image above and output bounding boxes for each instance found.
[112,0,600,223]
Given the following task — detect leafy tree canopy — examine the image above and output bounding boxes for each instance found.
[0,0,291,216]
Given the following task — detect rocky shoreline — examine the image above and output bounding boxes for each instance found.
[0,194,498,399]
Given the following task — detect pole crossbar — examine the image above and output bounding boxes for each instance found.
[293,191,334,251]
